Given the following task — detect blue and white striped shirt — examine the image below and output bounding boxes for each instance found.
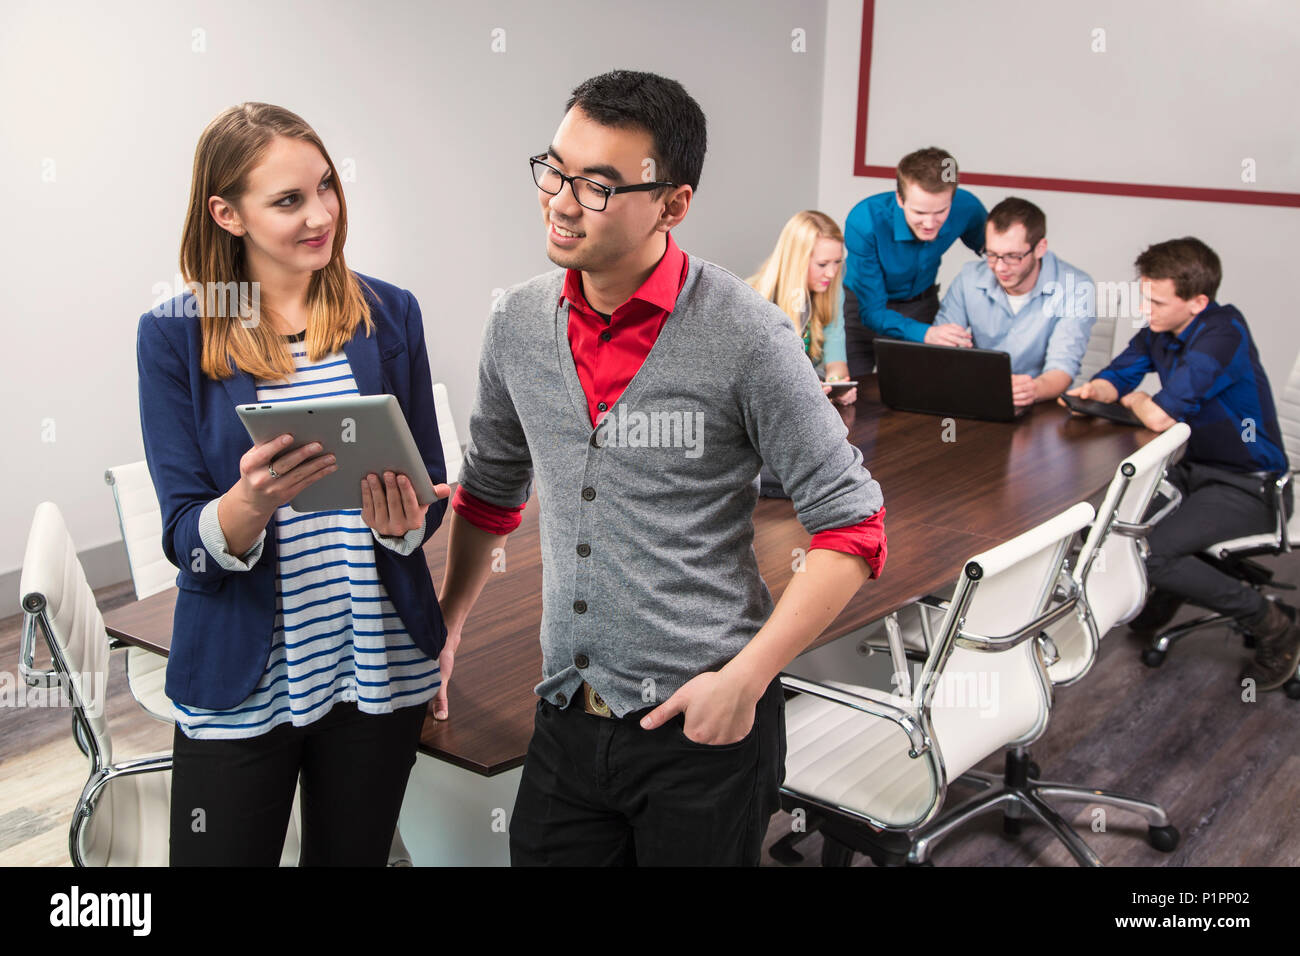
[176,332,440,739]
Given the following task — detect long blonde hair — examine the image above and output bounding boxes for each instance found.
[180,102,374,381]
[747,210,844,363]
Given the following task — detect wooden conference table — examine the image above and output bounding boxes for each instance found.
[104,377,1154,778]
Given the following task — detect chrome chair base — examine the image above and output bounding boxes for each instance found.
[1142,604,1300,698]
[1141,611,1237,667]
[908,750,1178,866]
[816,749,1180,867]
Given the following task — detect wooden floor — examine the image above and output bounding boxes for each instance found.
[3,568,1297,867]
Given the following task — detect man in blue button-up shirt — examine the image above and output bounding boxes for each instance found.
[934,197,1096,407]
[841,147,987,379]
[1066,237,1298,691]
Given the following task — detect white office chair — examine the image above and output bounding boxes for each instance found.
[18,501,303,866]
[433,382,462,485]
[781,502,1179,866]
[1047,423,1191,685]
[1141,350,1300,698]
[104,462,176,725]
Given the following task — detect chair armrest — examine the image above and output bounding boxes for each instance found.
[954,573,1080,653]
[76,754,174,817]
[1273,472,1293,553]
[18,610,62,689]
[779,674,931,758]
[1111,478,1182,538]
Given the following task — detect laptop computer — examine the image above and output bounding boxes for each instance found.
[874,338,1029,423]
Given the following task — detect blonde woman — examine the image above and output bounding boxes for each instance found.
[137,103,450,865]
[748,210,857,405]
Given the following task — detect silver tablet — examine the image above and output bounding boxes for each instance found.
[236,394,437,513]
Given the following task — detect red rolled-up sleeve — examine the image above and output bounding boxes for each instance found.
[451,485,526,535]
[808,506,887,579]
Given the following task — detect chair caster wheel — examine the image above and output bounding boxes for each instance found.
[1002,816,1023,836]
[1147,825,1179,853]
[1027,761,1042,779]
[1141,648,1165,668]
[1284,677,1300,701]
[821,839,855,867]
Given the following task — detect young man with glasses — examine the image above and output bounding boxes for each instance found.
[841,147,987,380]
[1066,238,1297,691]
[435,71,887,865]
[932,197,1096,406]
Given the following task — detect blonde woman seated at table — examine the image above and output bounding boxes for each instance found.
[748,210,857,405]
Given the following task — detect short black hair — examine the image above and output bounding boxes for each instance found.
[565,70,707,193]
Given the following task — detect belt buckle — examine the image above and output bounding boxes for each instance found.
[583,682,613,719]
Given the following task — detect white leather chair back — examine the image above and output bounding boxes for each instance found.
[1278,349,1300,470]
[105,461,177,600]
[433,383,462,485]
[1278,351,1300,541]
[1086,423,1191,626]
[1074,311,1117,387]
[1048,424,1192,683]
[20,502,114,763]
[923,502,1094,783]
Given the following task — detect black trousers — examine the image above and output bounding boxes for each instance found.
[1143,460,1288,620]
[509,677,787,866]
[169,700,427,866]
[843,284,940,382]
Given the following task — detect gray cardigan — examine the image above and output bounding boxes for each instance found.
[458,252,884,716]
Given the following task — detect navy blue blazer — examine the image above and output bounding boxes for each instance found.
[135,272,448,710]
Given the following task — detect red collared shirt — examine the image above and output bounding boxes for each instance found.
[451,233,886,577]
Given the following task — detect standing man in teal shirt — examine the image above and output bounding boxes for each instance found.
[842,147,987,380]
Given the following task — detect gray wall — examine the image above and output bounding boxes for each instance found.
[0,0,827,608]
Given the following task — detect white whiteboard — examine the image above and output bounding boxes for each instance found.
[862,0,1300,195]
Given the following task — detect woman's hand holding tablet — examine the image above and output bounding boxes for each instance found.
[241,433,339,513]
[360,470,451,537]
[217,432,340,556]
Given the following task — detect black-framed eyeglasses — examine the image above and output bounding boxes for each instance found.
[984,249,1034,265]
[530,154,676,212]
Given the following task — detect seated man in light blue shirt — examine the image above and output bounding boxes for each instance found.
[934,197,1096,407]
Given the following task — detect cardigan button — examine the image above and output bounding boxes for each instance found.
[575,654,589,669]
[577,543,591,557]
[556,692,567,707]
[597,402,607,412]
[573,600,587,613]
[600,331,611,342]
[582,486,596,501]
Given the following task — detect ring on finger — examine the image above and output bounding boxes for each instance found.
[268,463,281,479]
